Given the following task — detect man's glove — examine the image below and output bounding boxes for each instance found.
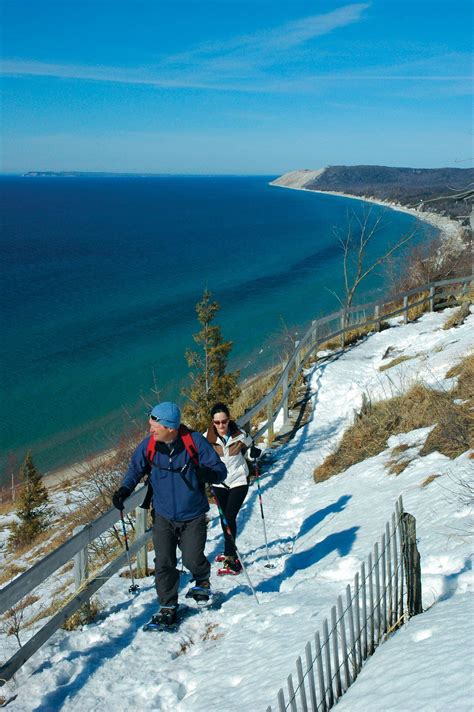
[195,466,218,485]
[112,486,131,511]
[249,445,262,459]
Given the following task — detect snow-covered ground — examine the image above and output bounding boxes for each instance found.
[1,307,473,712]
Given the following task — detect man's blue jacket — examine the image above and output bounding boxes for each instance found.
[122,430,227,521]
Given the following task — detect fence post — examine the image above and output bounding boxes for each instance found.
[295,340,302,375]
[135,506,148,577]
[282,367,289,423]
[331,605,342,699]
[337,595,351,690]
[322,619,333,708]
[429,286,435,312]
[403,295,408,324]
[340,312,346,349]
[266,401,274,442]
[305,641,318,712]
[401,513,422,616]
[374,304,380,332]
[314,631,327,712]
[73,526,89,591]
[381,533,387,635]
[360,561,368,660]
[73,525,91,620]
[296,656,309,712]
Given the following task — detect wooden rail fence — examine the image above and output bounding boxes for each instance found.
[0,274,470,686]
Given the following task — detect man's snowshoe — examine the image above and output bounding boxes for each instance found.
[214,553,226,562]
[143,606,178,632]
[217,556,242,576]
[185,580,212,605]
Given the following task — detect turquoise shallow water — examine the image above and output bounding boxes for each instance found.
[0,175,435,480]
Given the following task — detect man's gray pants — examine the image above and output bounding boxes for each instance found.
[152,512,210,607]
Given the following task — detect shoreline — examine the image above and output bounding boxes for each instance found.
[269,181,467,250]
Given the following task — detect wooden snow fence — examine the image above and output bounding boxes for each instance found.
[265,496,422,712]
[0,274,469,686]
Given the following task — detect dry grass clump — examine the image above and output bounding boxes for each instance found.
[62,598,102,631]
[443,301,471,330]
[314,357,473,482]
[318,322,389,353]
[386,459,411,476]
[421,355,474,458]
[421,474,442,488]
[0,562,26,586]
[379,354,416,372]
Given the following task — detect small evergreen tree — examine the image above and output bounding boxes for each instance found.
[182,289,240,431]
[9,452,52,549]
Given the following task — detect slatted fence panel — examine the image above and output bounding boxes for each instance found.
[268,496,420,712]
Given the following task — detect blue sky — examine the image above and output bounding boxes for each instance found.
[1,0,472,173]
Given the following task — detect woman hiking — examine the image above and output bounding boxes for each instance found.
[205,402,261,575]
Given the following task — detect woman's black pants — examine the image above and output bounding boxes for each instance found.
[213,484,249,557]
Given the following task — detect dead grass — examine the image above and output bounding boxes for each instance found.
[443,302,471,330]
[0,562,26,586]
[386,459,411,476]
[379,354,416,372]
[421,474,442,488]
[314,354,473,482]
[391,443,410,455]
[319,322,390,353]
[62,598,102,631]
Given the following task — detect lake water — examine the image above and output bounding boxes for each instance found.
[0,175,435,480]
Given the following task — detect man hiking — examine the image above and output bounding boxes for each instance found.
[112,401,227,628]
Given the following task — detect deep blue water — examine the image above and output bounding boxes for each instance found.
[0,176,435,480]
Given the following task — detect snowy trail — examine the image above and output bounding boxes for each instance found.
[3,308,473,712]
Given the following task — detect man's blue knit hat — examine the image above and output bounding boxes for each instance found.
[150,402,181,429]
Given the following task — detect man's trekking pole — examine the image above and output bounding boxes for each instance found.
[210,486,260,605]
[119,509,140,594]
[253,457,275,569]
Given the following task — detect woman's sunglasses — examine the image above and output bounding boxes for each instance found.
[213,418,229,425]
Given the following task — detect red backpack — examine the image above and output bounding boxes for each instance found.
[146,424,199,466]
[142,425,200,509]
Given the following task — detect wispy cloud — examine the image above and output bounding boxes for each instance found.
[2,4,470,98]
[165,3,370,63]
[1,4,371,92]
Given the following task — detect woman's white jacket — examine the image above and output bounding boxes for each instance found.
[204,422,252,489]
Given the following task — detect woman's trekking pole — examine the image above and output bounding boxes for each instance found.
[210,486,260,605]
[119,509,140,594]
[253,458,275,569]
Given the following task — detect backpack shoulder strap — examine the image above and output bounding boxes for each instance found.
[146,434,156,464]
[146,427,199,467]
[179,424,199,466]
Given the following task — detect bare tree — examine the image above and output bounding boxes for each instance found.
[330,209,417,342]
[0,595,39,648]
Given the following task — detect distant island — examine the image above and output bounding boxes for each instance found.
[271,166,474,222]
[23,171,158,178]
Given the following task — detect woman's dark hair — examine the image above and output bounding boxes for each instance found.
[210,402,230,418]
